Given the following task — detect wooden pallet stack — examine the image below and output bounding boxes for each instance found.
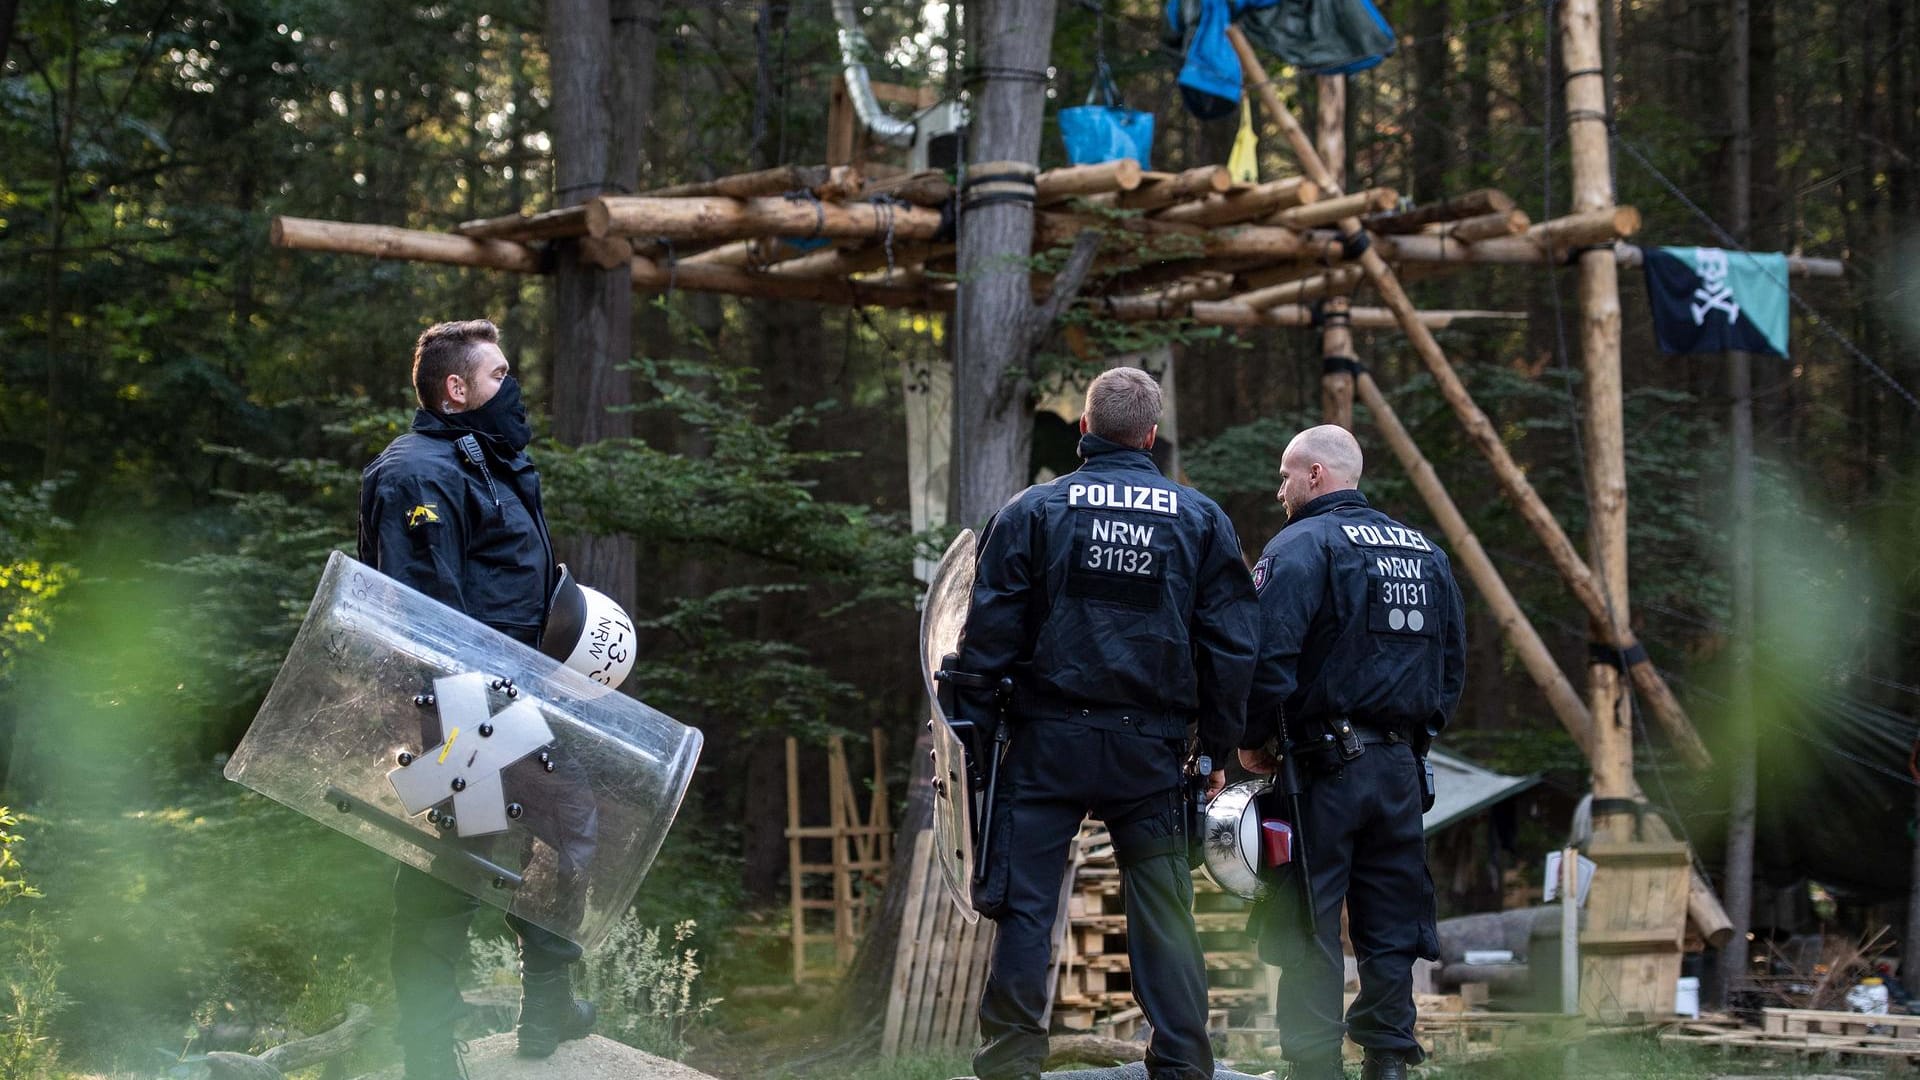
[1662,1007,1920,1066]
[1051,822,1266,1034]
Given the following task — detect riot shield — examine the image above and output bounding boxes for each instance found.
[225,552,702,951]
[919,529,980,922]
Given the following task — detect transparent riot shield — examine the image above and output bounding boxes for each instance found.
[225,552,702,951]
[919,530,979,922]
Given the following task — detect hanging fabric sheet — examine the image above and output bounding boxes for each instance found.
[1227,95,1260,183]
[1166,0,1395,120]
[1643,247,1790,358]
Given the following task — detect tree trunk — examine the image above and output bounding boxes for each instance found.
[840,0,1065,1038]
[546,0,657,616]
[950,0,1059,527]
[1717,0,1759,1010]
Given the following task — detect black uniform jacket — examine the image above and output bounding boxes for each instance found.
[955,434,1260,764]
[1242,489,1466,749]
[357,410,556,644]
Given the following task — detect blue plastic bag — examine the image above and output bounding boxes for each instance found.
[1059,60,1154,168]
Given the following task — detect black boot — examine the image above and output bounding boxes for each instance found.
[515,965,597,1058]
[1361,1049,1409,1080]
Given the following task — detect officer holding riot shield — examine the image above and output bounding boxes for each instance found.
[358,320,593,1076]
[1238,425,1466,1080]
[953,367,1259,1080]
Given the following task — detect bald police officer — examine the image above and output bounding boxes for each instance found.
[1239,426,1466,1080]
[956,367,1260,1080]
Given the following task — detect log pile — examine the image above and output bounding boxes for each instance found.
[277,159,1726,329]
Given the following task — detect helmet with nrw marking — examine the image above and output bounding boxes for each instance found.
[1200,778,1273,902]
[541,564,636,696]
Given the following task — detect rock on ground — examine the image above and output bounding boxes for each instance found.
[363,1034,722,1080]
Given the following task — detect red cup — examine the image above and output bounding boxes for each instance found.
[1261,819,1293,868]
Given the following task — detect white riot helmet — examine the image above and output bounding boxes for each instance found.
[1199,778,1276,902]
[541,564,636,696]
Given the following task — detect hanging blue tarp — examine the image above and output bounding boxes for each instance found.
[1643,246,1791,358]
[1165,0,1397,119]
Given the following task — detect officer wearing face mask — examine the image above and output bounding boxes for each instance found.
[358,319,592,1076]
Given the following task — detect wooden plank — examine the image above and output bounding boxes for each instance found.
[787,737,806,983]
[881,830,935,1056]
[904,846,950,1052]
[829,736,855,970]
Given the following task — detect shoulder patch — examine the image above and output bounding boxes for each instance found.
[406,503,441,529]
[1251,555,1273,593]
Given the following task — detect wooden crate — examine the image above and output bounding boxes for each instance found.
[1761,1006,1920,1039]
[1578,841,1690,1021]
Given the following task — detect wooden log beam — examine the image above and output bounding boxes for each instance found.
[1080,165,1234,212]
[454,205,591,241]
[771,242,952,279]
[1131,273,1239,305]
[1267,187,1399,230]
[1316,208,1641,266]
[1444,208,1532,243]
[1151,177,1321,227]
[1615,243,1844,279]
[587,195,945,243]
[1033,213,1303,262]
[1227,24,1715,770]
[1234,265,1364,309]
[1033,158,1144,205]
[639,163,858,199]
[863,169,954,206]
[627,254,938,309]
[1102,296,1522,329]
[1366,188,1516,233]
[270,216,544,273]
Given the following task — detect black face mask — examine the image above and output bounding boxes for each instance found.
[441,375,532,453]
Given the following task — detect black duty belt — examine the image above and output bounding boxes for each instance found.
[1015,693,1191,740]
[1292,716,1413,762]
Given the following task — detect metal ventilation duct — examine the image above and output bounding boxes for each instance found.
[831,0,918,148]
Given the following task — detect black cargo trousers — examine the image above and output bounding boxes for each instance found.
[1249,738,1439,1070]
[973,718,1212,1080]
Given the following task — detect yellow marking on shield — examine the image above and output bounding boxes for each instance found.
[438,728,459,764]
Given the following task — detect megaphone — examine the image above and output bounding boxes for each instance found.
[541,564,636,696]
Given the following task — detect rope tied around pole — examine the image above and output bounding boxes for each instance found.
[783,188,828,240]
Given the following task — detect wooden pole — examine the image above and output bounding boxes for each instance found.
[1560,0,1636,825]
[1561,846,1581,1014]
[588,195,945,243]
[640,163,857,199]
[1317,73,1355,430]
[1367,188,1518,232]
[454,205,592,241]
[1032,158,1144,204]
[1444,208,1532,243]
[270,216,544,273]
[1360,369,1730,946]
[1719,0,1758,1007]
[1313,207,1641,265]
[829,735,855,970]
[1267,187,1399,230]
[1235,265,1364,310]
[787,736,806,983]
[1227,24,1712,770]
[627,255,935,308]
[1150,177,1321,227]
[1102,297,1523,329]
[1079,165,1234,212]
[1356,372,1593,748]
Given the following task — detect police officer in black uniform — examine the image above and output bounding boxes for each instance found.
[1238,425,1465,1080]
[956,367,1260,1080]
[358,319,593,1077]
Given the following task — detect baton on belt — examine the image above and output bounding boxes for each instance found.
[934,656,1012,884]
[1273,716,1318,937]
